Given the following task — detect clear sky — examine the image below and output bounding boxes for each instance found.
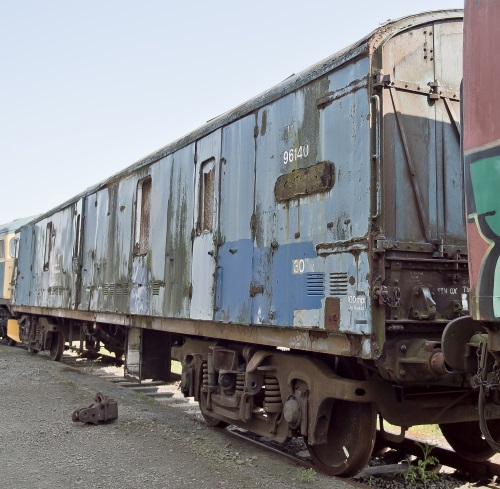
[1,0,463,225]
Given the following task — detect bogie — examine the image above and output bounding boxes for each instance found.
[173,340,377,476]
[16,315,125,364]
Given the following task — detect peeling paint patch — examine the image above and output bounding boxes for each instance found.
[293,308,320,328]
[274,161,335,202]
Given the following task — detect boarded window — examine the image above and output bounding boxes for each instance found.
[44,222,53,271]
[0,239,4,259]
[134,176,152,254]
[200,160,215,232]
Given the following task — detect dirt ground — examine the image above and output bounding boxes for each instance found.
[0,344,353,489]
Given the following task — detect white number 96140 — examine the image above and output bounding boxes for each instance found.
[283,144,309,165]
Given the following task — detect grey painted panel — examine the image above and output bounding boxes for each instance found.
[384,91,439,241]
[148,155,171,317]
[162,145,195,318]
[216,115,256,323]
[12,225,35,306]
[190,131,221,320]
[115,177,136,280]
[147,146,195,318]
[220,115,256,243]
[318,73,371,241]
[80,177,137,314]
[80,188,111,310]
[25,205,81,310]
[434,20,463,90]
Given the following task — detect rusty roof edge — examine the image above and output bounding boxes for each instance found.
[368,9,463,57]
[28,9,463,226]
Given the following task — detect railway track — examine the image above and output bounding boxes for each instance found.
[57,350,500,488]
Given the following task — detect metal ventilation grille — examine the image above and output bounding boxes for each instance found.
[103,283,129,296]
[329,272,348,296]
[152,280,164,296]
[48,286,64,296]
[115,283,129,296]
[306,273,324,296]
[103,284,115,296]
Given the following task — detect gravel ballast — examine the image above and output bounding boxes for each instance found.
[0,344,353,489]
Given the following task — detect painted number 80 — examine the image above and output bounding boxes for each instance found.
[292,259,305,274]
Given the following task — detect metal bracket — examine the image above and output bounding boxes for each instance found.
[379,415,406,444]
[373,71,460,101]
[72,392,118,424]
[409,286,437,320]
[427,80,441,100]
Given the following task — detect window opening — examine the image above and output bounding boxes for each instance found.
[9,238,15,258]
[0,239,4,259]
[134,176,152,254]
[74,215,81,258]
[200,159,215,233]
[44,222,53,271]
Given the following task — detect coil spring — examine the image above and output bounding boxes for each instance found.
[264,375,282,412]
[236,372,245,393]
[202,362,208,389]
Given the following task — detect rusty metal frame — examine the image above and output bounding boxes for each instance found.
[11,305,368,357]
[379,77,460,102]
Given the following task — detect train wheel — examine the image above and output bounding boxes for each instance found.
[49,332,65,362]
[306,358,376,476]
[198,389,229,428]
[307,400,376,476]
[7,338,16,347]
[440,420,500,462]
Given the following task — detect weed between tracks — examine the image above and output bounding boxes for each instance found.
[404,443,439,484]
[295,468,316,483]
[134,392,158,405]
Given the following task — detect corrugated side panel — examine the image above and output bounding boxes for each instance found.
[12,224,35,306]
[250,56,372,332]
[215,115,255,324]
